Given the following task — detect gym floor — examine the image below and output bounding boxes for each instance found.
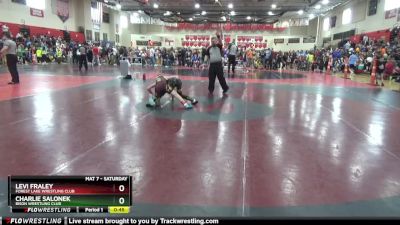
[0,64,400,217]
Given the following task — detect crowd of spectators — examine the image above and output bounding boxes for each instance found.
[0,25,124,69]
[2,23,400,85]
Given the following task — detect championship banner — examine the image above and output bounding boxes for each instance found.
[397,7,400,22]
[165,23,285,32]
[303,36,316,43]
[136,40,161,46]
[385,8,397,19]
[91,0,103,24]
[288,38,300,43]
[56,0,69,23]
[30,8,44,18]
[274,38,284,44]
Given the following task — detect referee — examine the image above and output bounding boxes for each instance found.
[204,32,229,95]
[0,32,19,84]
[78,44,88,71]
[227,39,238,76]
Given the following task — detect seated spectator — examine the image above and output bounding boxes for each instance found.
[392,66,400,82]
[366,55,373,72]
[191,53,200,68]
[384,59,395,79]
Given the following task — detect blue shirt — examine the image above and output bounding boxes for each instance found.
[265,50,271,59]
[349,54,358,65]
[333,50,342,59]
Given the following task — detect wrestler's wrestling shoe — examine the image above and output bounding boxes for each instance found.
[184,102,193,109]
[191,99,198,105]
[146,96,156,107]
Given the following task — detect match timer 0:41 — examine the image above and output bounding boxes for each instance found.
[8,176,132,214]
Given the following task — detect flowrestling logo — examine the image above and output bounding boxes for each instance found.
[4,218,63,224]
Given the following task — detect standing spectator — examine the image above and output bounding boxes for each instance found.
[291,51,297,69]
[72,45,78,64]
[306,52,314,71]
[366,55,373,72]
[277,52,283,70]
[119,56,131,79]
[149,47,155,67]
[56,47,63,64]
[41,47,48,64]
[161,48,167,66]
[186,50,192,67]
[246,48,254,68]
[36,47,43,64]
[25,46,31,63]
[92,44,100,66]
[31,47,37,64]
[204,32,229,95]
[272,49,279,69]
[87,46,93,66]
[79,44,88,71]
[0,39,4,66]
[201,47,206,64]
[362,35,369,46]
[156,48,161,65]
[344,41,351,51]
[112,46,118,65]
[17,44,25,64]
[141,49,147,67]
[260,49,266,68]
[282,52,288,69]
[177,48,182,66]
[0,32,20,84]
[349,51,359,77]
[266,48,273,70]
[227,39,238,76]
[377,56,386,86]
[168,49,175,66]
[180,48,186,66]
[67,48,73,64]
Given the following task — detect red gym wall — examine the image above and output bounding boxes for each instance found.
[350,29,391,43]
[0,21,85,43]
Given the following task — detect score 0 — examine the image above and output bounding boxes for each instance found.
[110,184,130,214]
[119,185,125,205]
[118,184,125,192]
[115,184,129,206]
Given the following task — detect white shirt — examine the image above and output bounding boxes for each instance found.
[345,42,351,50]
[150,48,155,57]
[228,44,238,56]
[119,59,131,76]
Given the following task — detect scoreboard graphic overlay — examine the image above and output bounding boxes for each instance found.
[8,176,132,213]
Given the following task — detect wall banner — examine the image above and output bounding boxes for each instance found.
[56,0,69,23]
[30,8,44,18]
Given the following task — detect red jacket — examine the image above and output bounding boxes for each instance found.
[93,47,99,56]
[385,61,394,75]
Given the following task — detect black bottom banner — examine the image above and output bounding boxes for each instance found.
[1,217,400,225]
